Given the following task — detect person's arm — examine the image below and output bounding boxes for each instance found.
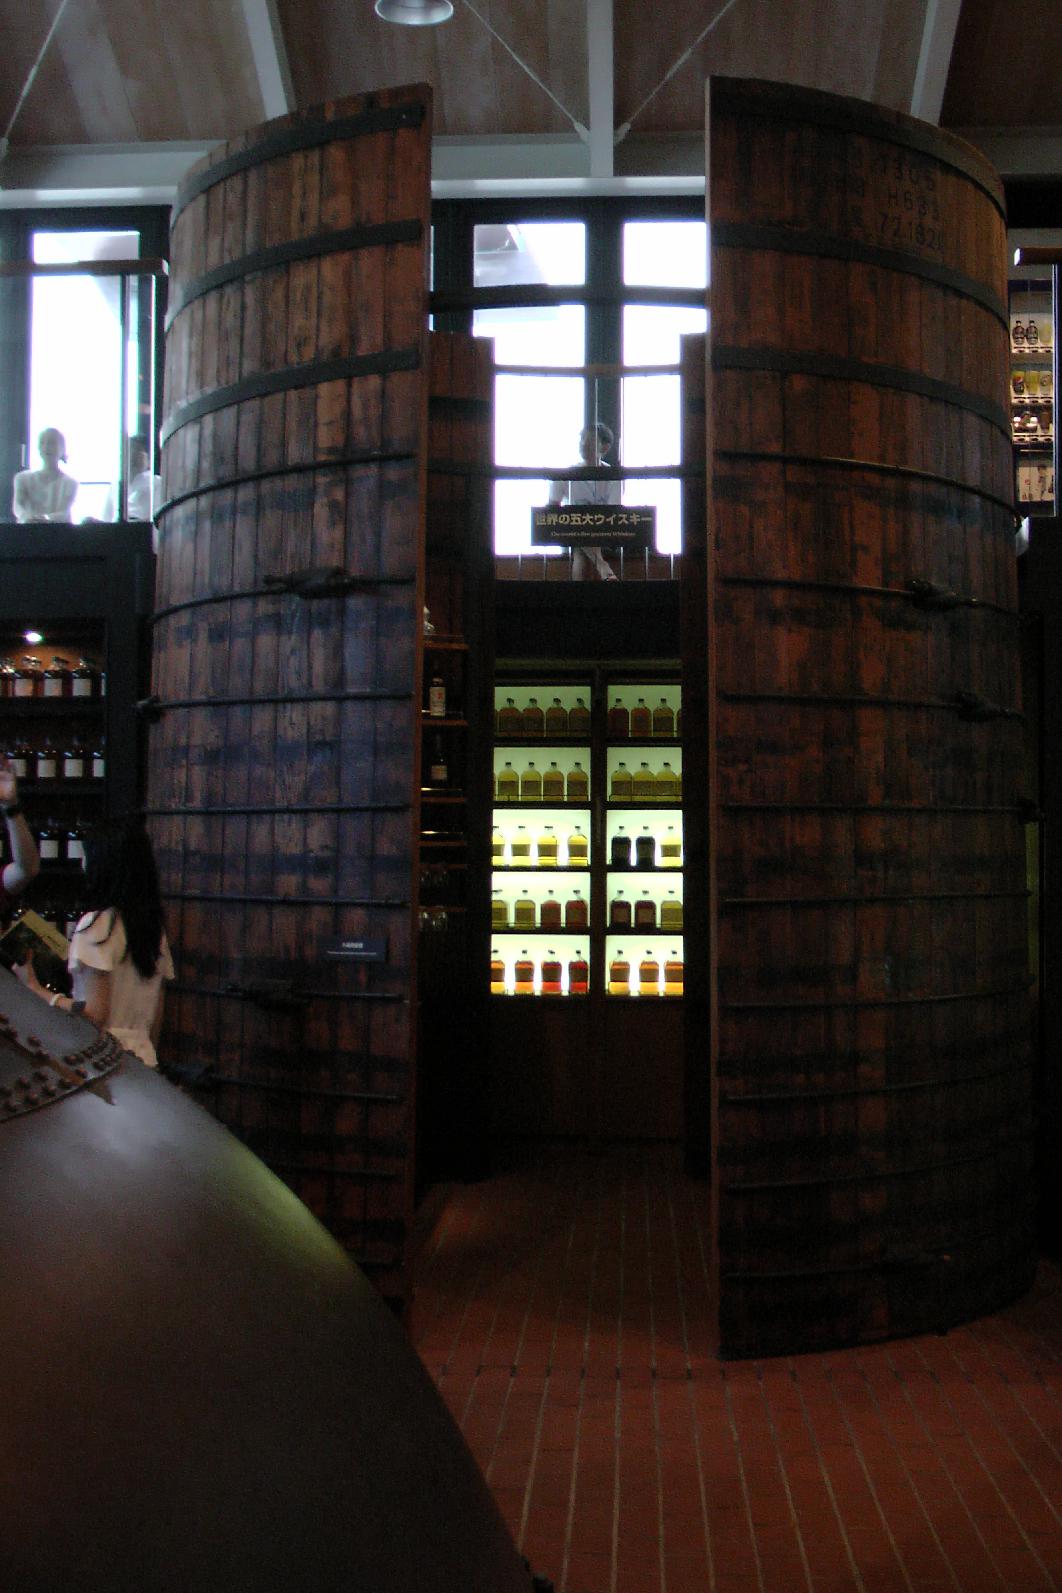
[0,754,39,895]
[14,958,110,1027]
[12,471,32,523]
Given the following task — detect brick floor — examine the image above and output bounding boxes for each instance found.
[411,1141,1062,1593]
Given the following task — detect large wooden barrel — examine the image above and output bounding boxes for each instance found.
[704,79,1034,1355]
[151,86,433,1308]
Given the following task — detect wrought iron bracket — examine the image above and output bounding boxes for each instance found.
[223,979,312,1013]
[263,566,377,600]
[907,577,965,611]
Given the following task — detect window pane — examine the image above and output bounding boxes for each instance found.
[29,230,142,522]
[621,375,683,555]
[623,304,707,367]
[474,222,585,288]
[623,221,707,288]
[474,303,585,368]
[494,372,585,554]
[625,477,683,555]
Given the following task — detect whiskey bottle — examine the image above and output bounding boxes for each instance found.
[568,697,591,736]
[610,827,631,867]
[540,951,562,996]
[634,891,657,931]
[520,761,542,801]
[568,954,589,996]
[652,698,675,737]
[567,827,588,867]
[492,826,506,865]
[635,827,656,868]
[37,816,62,865]
[491,890,510,929]
[13,656,41,698]
[544,698,569,737]
[632,762,656,800]
[513,893,537,929]
[71,657,100,700]
[608,951,630,996]
[541,762,565,802]
[607,698,629,738]
[660,890,683,930]
[610,761,632,801]
[9,737,31,781]
[510,826,531,864]
[36,737,59,782]
[564,889,588,929]
[522,697,545,736]
[609,890,631,928]
[566,762,589,802]
[664,951,684,997]
[66,820,86,865]
[427,671,446,718]
[490,949,506,995]
[496,761,519,801]
[630,698,651,737]
[514,951,535,995]
[661,826,682,867]
[42,655,71,699]
[656,762,677,801]
[63,738,86,781]
[540,890,562,930]
[497,697,523,735]
[537,825,558,866]
[638,952,661,997]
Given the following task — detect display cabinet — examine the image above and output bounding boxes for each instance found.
[1010,278,1055,514]
[490,674,683,1002]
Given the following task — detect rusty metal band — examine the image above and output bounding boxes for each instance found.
[160,345,421,445]
[160,890,408,907]
[709,77,1006,215]
[712,222,1008,326]
[190,1074,403,1104]
[721,889,1029,908]
[150,688,413,710]
[172,99,428,220]
[718,572,1016,615]
[721,979,1032,1012]
[155,449,418,520]
[166,219,424,327]
[715,449,1017,519]
[721,1135,1033,1195]
[719,1047,1031,1105]
[711,345,1010,439]
[150,576,412,623]
[169,981,404,1003]
[719,688,1022,717]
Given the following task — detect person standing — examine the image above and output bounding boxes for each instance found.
[17,819,173,1067]
[0,752,40,917]
[12,427,78,523]
[102,435,162,522]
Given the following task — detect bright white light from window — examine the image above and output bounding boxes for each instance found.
[474,222,585,288]
[624,221,707,288]
[474,304,585,368]
[623,305,708,367]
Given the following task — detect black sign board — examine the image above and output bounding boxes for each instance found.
[321,935,387,963]
[531,505,655,549]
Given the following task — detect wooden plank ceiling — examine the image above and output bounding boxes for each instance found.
[0,0,1059,156]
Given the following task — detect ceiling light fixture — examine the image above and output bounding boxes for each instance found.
[374,0,454,23]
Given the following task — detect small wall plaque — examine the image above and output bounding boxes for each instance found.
[322,936,387,963]
[531,506,655,549]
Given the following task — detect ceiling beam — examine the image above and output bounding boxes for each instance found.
[586,0,615,179]
[239,0,296,121]
[909,0,963,125]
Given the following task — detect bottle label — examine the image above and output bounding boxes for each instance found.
[11,756,27,778]
[37,756,57,780]
[428,684,446,716]
[43,677,64,698]
[67,839,85,861]
[64,756,84,779]
[40,838,59,860]
[72,678,93,698]
[14,679,34,697]
[92,756,105,779]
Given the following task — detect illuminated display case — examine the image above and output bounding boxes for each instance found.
[490,675,683,998]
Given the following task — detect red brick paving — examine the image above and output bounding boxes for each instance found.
[412,1143,1062,1592]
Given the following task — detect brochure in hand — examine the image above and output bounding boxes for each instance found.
[0,909,69,971]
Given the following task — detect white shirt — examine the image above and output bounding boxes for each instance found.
[69,909,174,1067]
[12,467,78,523]
[102,470,162,522]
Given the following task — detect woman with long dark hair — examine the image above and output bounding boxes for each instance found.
[18,819,173,1066]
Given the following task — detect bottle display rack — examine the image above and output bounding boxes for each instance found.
[491,676,683,997]
[1010,292,1055,511]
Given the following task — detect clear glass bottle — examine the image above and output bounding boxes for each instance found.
[42,655,71,699]
[514,951,535,995]
[540,951,562,996]
[544,698,568,737]
[510,825,531,864]
[630,697,651,737]
[427,671,446,717]
[513,893,537,929]
[652,697,675,737]
[609,890,631,928]
[537,825,558,866]
[540,889,562,929]
[568,953,589,996]
[496,761,519,801]
[567,827,588,867]
[660,890,683,930]
[664,951,684,997]
[541,761,565,801]
[635,827,656,868]
[491,890,509,929]
[521,761,542,801]
[63,737,85,781]
[564,889,588,929]
[492,826,506,865]
[568,697,590,736]
[609,951,630,996]
[610,761,632,801]
[497,697,522,735]
[428,736,448,787]
[36,737,58,782]
[632,761,656,800]
[656,762,677,801]
[661,825,682,867]
[66,820,86,865]
[71,657,99,700]
[611,827,631,867]
[566,762,589,802]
